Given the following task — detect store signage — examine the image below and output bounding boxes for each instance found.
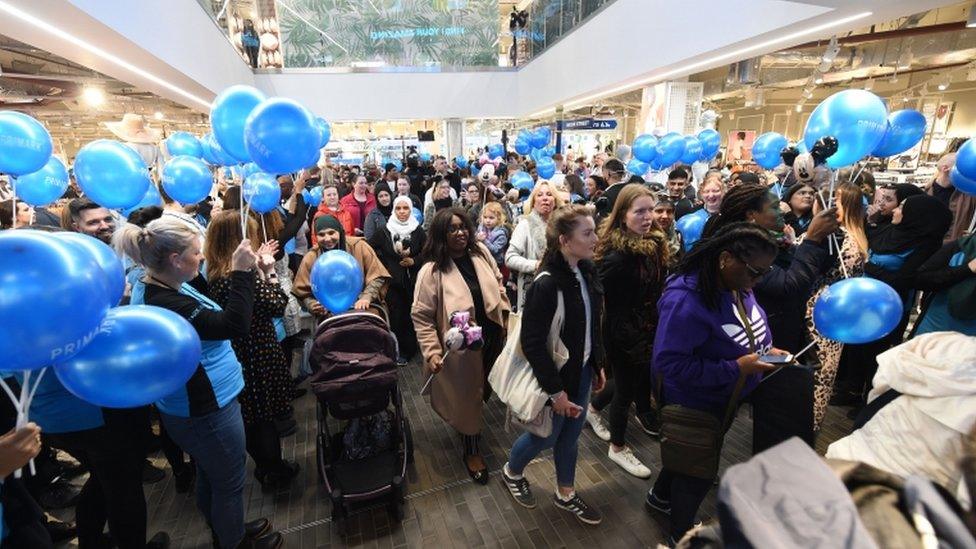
[371,27,467,40]
[563,118,617,131]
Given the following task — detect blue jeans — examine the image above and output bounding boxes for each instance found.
[508,365,592,487]
[161,399,246,549]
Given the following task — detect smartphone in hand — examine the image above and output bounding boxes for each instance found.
[759,353,794,364]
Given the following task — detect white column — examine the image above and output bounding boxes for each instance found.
[444,119,465,159]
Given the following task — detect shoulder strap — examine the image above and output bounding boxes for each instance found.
[732,291,757,353]
[724,291,753,430]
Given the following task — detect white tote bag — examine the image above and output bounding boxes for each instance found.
[488,272,568,437]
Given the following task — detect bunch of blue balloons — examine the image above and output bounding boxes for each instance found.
[0,230,202,408]
[631,128,721,171]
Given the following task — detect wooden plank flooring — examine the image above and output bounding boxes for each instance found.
[57,354,854,549]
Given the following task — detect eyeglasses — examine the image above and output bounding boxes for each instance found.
[739,257,773,279]
[448,225,469,234]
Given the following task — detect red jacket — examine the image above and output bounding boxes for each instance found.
[312,205,355,246]
[339,192,376,233]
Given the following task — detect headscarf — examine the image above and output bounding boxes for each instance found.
[386,196,419,242]
[375,182,393,218]
[869,194,952,254]
[314,214,346,251]
[893,183,924,203]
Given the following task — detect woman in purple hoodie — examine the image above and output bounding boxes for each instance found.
[644,222,787,544]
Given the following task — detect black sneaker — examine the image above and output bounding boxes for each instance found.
[636,412,661,437]
[501,465,535,509]
[553,493,602,525]
[645,489,671,515]
[44,518,77,543]
[143,460,166,484]
[36,478,80,510]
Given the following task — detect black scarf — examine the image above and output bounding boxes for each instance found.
[375,183,394,218]
[869,195,952,255]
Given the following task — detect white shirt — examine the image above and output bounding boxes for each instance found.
[571,265,591,365]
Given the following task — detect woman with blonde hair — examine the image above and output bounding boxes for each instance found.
[505,180,565,311]
[205,210,299,489]
[805,183,868,430]
[586,185,668,477]
[115,216,282,548]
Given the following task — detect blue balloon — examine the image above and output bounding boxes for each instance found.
[122,183,163,217]
[697,129,721,158]
[488,143,505,160]
[245,98,319,174]
[752,132,789,169]
[796,140,809,154]
[536,157,556,179]
[52,232,125,307]
[162,156,213,205]
[311,250,364,314]
[211,85,266,163]
[676,209,709,251]
[206,133,238,167]
[74,140,150,209]
[871,110,926,158]
[14,156,68,207]
[302,186,323,207]
[316,117,331,148]
[813,278,902,344]
[530,128,550,149]
[950,167,976,196]
[54,305,202,408]
[454,156,469,169]
[650,157,668,171]
[0,231,110,370]
[243,172,281,214]
[412,207,423,224]
[164,132,203,159]
[514,138,531,155]
[419,152,432,163]
[627,158,649,177]
[681,136,704,165]
[240,162,261,179]
[0,111,52,176]
[511,171,534,191]
[804,89,888,168]
[633,134,658,163]
[956,138,976,180]
[656,133,686,167]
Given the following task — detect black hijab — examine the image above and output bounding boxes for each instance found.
[893,183,924,203]
[375,182,393,218]
[869,194,952,254]
[314,214,347,251]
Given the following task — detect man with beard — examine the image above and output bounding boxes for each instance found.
[67,198,115,244]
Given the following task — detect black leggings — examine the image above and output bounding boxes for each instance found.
[591,354,653,446]
[45,408,149,549]
[651,469,713,541]
[244,420,285,474]
[244,45,259,68]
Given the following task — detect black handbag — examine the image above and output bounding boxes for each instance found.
[659,291,753,480]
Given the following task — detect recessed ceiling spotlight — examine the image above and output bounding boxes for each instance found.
[82,86,105,106]
[154,111,164,120]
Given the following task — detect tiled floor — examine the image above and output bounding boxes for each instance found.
[58,355,854,549]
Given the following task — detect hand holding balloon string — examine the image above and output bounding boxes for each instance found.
[0,368,48,477]
[420,312,483,394]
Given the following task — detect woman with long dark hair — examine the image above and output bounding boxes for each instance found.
[646,223,783,544]
[502,205,606,524]
[412,208,510,484]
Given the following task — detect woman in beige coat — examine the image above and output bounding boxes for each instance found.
[412,207,510,484]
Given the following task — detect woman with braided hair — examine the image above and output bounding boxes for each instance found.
[701,183,838,452]
[646,222,785,544]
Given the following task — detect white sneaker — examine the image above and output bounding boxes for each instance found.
[585,410,611,441]
[608,446,652,478]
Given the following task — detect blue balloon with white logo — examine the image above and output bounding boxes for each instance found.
[871,110,926,158]
[813,278,902,344]
[627,158,648,177]
[123,183,163,217]
[752,132,789,169]
[656,133,686,167]
[514,138,531,155]
[488,143,505,160]
[0,111,52,176]
[530,128,550,149]
[804,89,888,168]
[316,117,331,148]
[53,232,126,307]
[302,186,323,207]
[54,305,202,408]
[243,172,281,214]
[511,171,534,191]
[14,156,68,207]
[633,134,658,163]
[162,155,213,205]
[164,132,203,159]
[681,136,704,165]
[245,98,320,174]
[0,230,110,371]
[211,85,266,163]
[74,140,151,209]
[697,129,721,158]
[536,157,556,179]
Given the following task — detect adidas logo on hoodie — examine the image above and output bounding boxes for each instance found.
[722,303,772,355]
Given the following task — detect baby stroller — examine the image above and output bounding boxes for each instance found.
[308,309,414,535]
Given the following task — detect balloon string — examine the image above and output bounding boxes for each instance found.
[850,158,869,184]
[239,185,246,239]
[11,179,17,229]
[836,235,849,279]
[0,371,39,478]
[968,211,976,236]
[260,214,267,242]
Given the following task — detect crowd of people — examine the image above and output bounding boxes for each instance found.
[0,141,974,548]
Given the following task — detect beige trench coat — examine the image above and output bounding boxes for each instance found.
[412,244,510,435]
